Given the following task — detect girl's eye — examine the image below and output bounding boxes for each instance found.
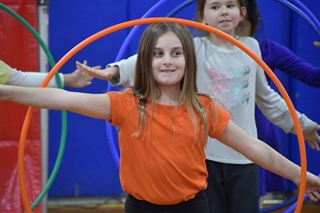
[172,51,182,56]
[228,4,236,8]
[211,6,219,10]
[153,51,163,57]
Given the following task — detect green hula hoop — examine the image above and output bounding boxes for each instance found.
[0,3,67,211]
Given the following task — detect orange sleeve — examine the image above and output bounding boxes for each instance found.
[107,89,136,126]
[207,101,230,138]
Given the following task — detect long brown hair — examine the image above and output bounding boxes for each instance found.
[133,22,212,142]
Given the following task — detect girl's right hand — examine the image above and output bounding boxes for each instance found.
[64,60,99,88]
[297,172,320,202]
[76,61,119,81]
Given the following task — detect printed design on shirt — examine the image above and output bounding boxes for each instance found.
[208,66,252,107]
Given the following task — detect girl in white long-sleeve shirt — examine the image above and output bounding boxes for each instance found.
[0,60,99,88]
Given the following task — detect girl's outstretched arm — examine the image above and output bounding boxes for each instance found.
[0,85,111,120]
[216,120,320,202]
[1,60,99,88]
[258,39,320,87]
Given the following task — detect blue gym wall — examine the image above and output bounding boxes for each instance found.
[288,0,320,190]
[47,0,320,197]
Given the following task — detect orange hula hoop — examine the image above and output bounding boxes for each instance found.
[18,17,306,213]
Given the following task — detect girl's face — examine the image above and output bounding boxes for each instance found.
[201,0,245,36]
[152,32,185,90]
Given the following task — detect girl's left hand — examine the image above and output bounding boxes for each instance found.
[304,125,320,151]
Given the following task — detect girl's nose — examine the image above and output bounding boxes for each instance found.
[164,61,172,65]
[220,5,228,15]
[163,55,172,65]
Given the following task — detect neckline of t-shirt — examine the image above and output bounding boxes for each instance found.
[154,101,185,108]
[203,36,242,54]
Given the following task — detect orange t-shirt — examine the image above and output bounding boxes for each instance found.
[108,89,230,205]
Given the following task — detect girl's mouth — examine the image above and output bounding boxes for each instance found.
[161,70,175,72]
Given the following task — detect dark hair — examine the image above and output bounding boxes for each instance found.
[244,0,261,36]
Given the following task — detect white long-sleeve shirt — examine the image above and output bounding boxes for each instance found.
[108,36,317,164]
[0,60,64,87]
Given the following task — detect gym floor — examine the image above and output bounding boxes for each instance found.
[47,196,320,213]
[47,203,320,213]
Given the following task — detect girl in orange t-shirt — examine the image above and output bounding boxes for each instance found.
[1,22,320,213]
